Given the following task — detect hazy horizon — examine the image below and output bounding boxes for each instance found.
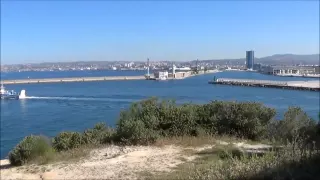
[1,53,320,66]
[1,1,319,64]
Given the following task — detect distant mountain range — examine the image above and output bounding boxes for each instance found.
[201,54,319,65]
[2,54,319,66]
[257,54,319,65]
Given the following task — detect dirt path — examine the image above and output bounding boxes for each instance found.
[1,142,271,180]
[0,145,206,180]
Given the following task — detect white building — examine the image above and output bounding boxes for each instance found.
[261,65,318,75]
[175,67,191,71]
[154,71,169,80]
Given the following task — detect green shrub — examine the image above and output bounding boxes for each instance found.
[52,132,83,151]
[200,101,276,140]
[273,107,317,144]
[158,103,200,137]
[115,98,161,144]
[115,98,277,144]
[8,135,55,166]
[116,117,159,145]
[82,123,115,144]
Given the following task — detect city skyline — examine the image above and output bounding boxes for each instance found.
[1,1,319,64]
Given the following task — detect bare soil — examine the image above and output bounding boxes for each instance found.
[0,141,270,180]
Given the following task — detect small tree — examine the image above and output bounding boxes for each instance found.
[52,132,83,151]
[277,107,317,144]
[8,135,54,166]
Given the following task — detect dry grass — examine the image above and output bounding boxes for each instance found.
[140,144,240,180]
[154,135,216,147]
[27,144,100,165]
[4,135,319,180]
[154,135,263,148]
[141,141,320,180]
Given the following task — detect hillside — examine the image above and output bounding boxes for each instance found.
[257,54,320,65]
[200,54,319,65]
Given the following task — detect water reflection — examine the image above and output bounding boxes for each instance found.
[19,99,27,114]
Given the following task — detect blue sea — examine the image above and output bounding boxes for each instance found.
[1,70,319,158]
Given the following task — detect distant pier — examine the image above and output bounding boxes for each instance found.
[1,75,146,85]
[275,74,320,78]
[209,78,320,91]
[1,70,221,85]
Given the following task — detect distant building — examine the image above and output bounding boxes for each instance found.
[175,67,191,71]
[253,63,261,71]
[246,51,254,69]
[315,66,320,74]
[260,65,318,75]
[174,71,192,79]
[172,64,176,76]
[154,71,168,80]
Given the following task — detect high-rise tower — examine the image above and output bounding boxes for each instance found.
[246,51,254,69]
[147,58,150,77]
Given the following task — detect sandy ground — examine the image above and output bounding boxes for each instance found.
[0,142,271,180]
[0,145,204,180]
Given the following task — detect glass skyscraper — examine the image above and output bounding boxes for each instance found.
[246,50,254,69]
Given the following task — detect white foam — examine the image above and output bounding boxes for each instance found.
[19,90,26,99]
[22,96,136,102]
[23,96,93,100]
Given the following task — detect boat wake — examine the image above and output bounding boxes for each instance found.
[23,96,136,102]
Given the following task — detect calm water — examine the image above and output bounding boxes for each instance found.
[0,70,146,80]
[1,70,319,158]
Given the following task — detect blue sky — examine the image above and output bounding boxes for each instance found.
[1,1,319,64]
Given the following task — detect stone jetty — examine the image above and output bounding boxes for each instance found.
[209,78,320,91]
[1,75,146,85]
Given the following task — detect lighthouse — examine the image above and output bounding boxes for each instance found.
[172,63,176,78]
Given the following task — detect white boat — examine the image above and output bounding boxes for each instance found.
[0,84,26,100]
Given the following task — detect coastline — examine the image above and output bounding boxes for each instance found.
[0,70,222,84]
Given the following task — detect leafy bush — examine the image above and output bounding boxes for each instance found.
[196,101,276,140]
[82,123,115,144]
[160,103,200,137]
[8,135,55,166]
[115,98,277,144]
[271,107,317,144]
[116,117,159,145]
[52,132,83,151]
[115,98,161,144]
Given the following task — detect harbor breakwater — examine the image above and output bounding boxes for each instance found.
[209,78,320,91]
[1,70,221,85]
[1,75,146,85]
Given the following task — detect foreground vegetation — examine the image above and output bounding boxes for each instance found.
[142,141,320,180]
[7,97,320,179]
